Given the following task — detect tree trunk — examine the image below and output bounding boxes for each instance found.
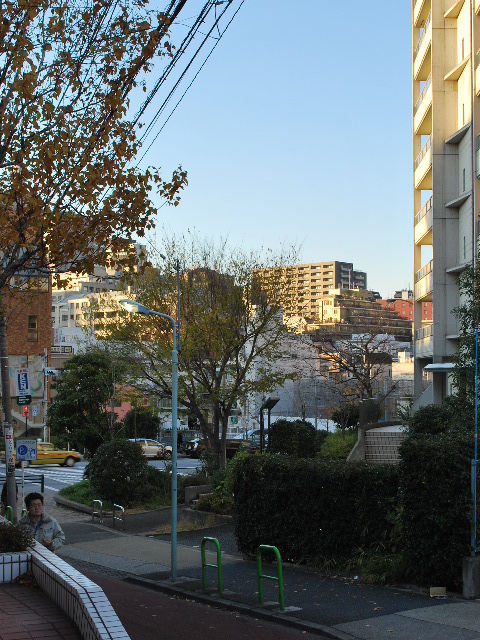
[219,409,227,470]
[0,305,17,523]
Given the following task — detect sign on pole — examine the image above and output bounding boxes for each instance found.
[16,439,37,462]
[16,368,31,404]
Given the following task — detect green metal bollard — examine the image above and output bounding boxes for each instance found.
[5,506,13,523]
[256,544,285,611]
[201,537,223,595]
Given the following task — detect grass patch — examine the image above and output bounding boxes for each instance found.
[60,471,210,513]
[59,480,99,505]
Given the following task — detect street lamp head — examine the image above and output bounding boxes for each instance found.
[119,299,153,316]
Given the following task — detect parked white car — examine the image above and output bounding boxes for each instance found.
[128,438,172,459]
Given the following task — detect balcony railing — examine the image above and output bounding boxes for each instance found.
[415,196,433,225]
[415,74,432,114]
[415,259,433,283]
[415,135,432,170]
[415,324,433,340]
[414,12,432,61]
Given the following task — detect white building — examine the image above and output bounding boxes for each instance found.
[412,0,478,405]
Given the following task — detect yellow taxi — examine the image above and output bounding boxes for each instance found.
[14,442,82,467]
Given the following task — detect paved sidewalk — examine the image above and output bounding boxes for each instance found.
[0,581,82,640]
[44,497,480,640]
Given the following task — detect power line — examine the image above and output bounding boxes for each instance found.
[136,0,245,166]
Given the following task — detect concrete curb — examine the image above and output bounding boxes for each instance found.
[54,495,93,514]
[124,575,356,640]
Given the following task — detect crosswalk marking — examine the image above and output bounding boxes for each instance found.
[14,465,85,492]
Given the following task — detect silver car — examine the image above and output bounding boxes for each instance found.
[128,438,172,459]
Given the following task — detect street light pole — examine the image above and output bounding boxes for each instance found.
[119,299,179,581]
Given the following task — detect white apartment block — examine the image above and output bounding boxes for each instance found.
[412,0,480,404]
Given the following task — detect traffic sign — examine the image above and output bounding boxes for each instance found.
[16,368,30,395]
[16,439,37,461]
[17,395,31,405]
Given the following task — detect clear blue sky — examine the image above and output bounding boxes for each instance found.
[137,1,413,298]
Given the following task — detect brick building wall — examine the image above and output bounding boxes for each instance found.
[2,286,52,434]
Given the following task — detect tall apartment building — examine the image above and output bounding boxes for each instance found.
[412,0,480,404]
[268,261,367,322]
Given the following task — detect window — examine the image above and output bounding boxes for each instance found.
[27,316,38,341]
[463,168,466,192]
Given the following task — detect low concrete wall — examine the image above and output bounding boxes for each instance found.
[0,515,129,639]
[184,484,211,504]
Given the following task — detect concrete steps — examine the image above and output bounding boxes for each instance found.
[365,432,405,465]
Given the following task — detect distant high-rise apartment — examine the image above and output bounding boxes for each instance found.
[412,0,479,404]
[268,261,367,322]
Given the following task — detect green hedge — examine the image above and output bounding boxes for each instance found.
[399,434,472,589]
[232,455,399,563]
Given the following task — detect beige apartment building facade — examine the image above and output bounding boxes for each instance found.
[267,261,367,323]
[413,0,480,404]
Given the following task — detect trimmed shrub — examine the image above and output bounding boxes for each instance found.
[0,523,35,552]
[318,430,357,460]
[269,419,317,458]
[232,455,399,563]
[407,404,453,437]
[399,433,472,589]
[88,439,148,506]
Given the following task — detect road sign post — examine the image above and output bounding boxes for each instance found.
[16,440,37,504]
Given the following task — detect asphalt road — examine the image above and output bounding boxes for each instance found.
[4,457,202,495]
[81,570,330,640]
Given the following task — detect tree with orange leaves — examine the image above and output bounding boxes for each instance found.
[0,0,188,520]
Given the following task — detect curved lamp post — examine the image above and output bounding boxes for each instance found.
[119,299,179,581]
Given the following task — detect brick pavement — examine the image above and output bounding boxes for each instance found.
[0,582,82,640]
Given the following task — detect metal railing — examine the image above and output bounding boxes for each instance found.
[414,12,431,61]
[92,499,103,524]
[256,545,285,611]
[201,537,223,595]
[0,473,44,493]
[415,135,432,170]
[415,196,433,225]
[415,259,433,283]
[112,504,125,530]
[415,324,433,340]
[415,74,432,114]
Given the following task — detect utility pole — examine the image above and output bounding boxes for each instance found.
[0,307,17,523]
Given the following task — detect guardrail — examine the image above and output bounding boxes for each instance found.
[0,472,44,493]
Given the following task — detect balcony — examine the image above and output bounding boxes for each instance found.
[414,259,433,301]
[415,324,433,358]
[414,0,430,27]
[414,197,433,245]
[414,74,432,135]
[414,12,432,81]
[414,135,432,190]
